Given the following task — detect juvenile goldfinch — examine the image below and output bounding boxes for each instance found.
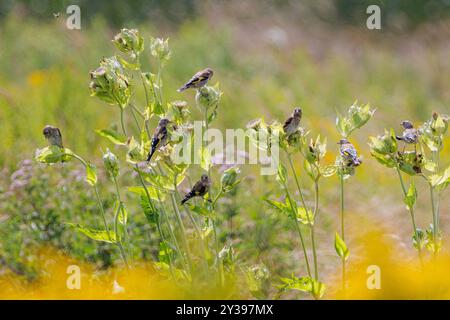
[338,139,361,167]
[177,68,214,92]
[283,108,302,135]
[396,120,419,144]
[43,125,64,148]
[147,118,170,161]
[180,174,211,205]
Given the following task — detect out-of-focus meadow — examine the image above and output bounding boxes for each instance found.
[0,0,449,299]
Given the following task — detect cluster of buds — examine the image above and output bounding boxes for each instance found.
[149,37,171,63]
[89,57,131,108]
[112,28,144,58]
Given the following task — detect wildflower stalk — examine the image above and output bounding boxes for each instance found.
[211,190,225,287]
[286,153,318,280]
[135,165,174,273]
[156,189,187,270]
[339,173,346,290]
[280,175,312,280]
[170,193,193,273]
[64,152,130,266]
[112,175,130,267]
[395,164,423,266]
[430,150,440,259]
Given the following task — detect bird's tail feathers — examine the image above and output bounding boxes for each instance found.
[177,85,188,92]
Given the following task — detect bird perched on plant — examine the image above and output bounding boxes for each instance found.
[180,174,211,205]
[177,68,214,92]
[338,139,361,167]
[283,108,302,135]
[147,118,170,161]
[43,125,64,148]
[396,120,419,144]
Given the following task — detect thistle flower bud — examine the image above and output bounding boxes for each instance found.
[150,37,171,62]
[112,28,144,55]
[221,166,240,192]
[195,85,222,109]
[103,149,119,178]
[246,118,263,131]
[89,57,131,108]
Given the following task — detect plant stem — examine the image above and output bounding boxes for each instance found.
[119,107,127,136]
[282,179,312,279]
[339,173,346,291]
[112,176,130,267]
[170,193,193,273]
[395,165,423,266]
[93,185,112,242]
[286,153,318,280]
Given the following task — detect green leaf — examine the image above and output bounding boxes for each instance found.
[114,201,128,225]
[140,194,159,225]
[403,182,417,209]
[278,275,326,298]
[85,163,97,186]
[66,223,116,243]
[35,146,72,164]
[189,204,215,218]
[128,186,165,201]
[429,165,450,189]
[200,147,211,171]
[95,129,127,145]
[264,199,288,213]
[297,207,314,225]
[334,232,349,260]
[277,163,287,184]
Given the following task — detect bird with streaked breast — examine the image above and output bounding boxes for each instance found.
[338,138,361,167]
[283,108,302,135]
[180,174,211,205]
[147,118,170,162]
[177,68,214,92]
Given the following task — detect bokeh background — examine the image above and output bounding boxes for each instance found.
[0,0,449,299]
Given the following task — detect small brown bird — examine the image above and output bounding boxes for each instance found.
[283,108,302,135]
[180,174,211,205]
[338,139,361,167]
[396,120,419,152]
[43,125,64,148]
[147,118,170,161]
[177,68,214,92]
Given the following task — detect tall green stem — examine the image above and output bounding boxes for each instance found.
[170,193,193,273]
[282,179,312,279]
[339,173,346,290]
[286,153,318,280]
[395,165,423,266]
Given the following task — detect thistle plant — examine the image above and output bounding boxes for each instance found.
[248,111,332,299]
[36,28,243,294]
[335,102,375,291]
[418,112,449,257]
[368,112,449,263]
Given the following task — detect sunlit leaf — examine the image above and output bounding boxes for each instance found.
[334,232,349,260]
[86,163,97,186]
[66,223,116,243]
[96,128,128,145]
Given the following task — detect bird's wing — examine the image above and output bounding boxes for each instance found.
[342,145,357,158]
[283,117,293,130]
